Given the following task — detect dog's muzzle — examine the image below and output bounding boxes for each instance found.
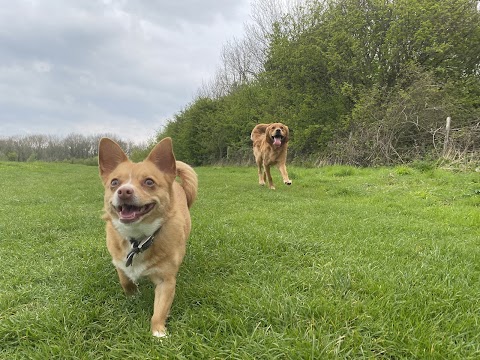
[272,132,283,147]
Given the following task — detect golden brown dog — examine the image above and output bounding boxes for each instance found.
[251,122,291,190]
[98,137,197,337]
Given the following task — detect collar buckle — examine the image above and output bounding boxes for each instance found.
[125,228,160,267]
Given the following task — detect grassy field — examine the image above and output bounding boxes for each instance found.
[1,161,479,359]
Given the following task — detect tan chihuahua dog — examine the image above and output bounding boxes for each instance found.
[98,137,197,337]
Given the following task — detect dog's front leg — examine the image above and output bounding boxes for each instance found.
[151,275,176,337]
[278,164,292,185]
[256,158,265,186]
[264,164,275,190]
[116,267,138,295]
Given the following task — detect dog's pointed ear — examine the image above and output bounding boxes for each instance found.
[98,138,128,181]
[265,124,274,144]
[146,137,177,180]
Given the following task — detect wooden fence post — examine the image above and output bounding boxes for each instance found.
[443,116,451,157]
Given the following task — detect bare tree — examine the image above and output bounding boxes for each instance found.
[198,0,312,99]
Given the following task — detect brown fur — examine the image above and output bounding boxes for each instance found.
[98,137,197,337]
[251,122,291,189]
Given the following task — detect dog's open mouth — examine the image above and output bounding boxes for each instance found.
[116,203,155,223]
[272,135,284,147]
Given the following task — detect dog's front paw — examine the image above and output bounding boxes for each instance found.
[151,316,168,338]
[122,282,138,296]
[153,330,168,338]
[152,325,167,338]
[284,180,292,185]
[120,279,138,296]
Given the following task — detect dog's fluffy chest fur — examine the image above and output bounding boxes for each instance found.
[109,219,163,282]
[112,255,149,283]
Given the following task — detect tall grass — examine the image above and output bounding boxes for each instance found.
[1,162,479,359]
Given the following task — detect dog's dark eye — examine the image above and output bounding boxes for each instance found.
[110,179,119,187]
[144,178,155,187]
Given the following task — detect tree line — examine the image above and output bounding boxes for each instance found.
[0,134,143,164]
[157,0,480,166]
[3,0,479,167]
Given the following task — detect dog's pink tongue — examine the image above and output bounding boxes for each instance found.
[121,207,137,220]
[273,137,282,146]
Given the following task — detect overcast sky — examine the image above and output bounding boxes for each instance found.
[0,0,251,144]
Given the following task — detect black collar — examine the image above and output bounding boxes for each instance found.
[125,227,161,267]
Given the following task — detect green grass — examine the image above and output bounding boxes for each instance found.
[1,162,480,359]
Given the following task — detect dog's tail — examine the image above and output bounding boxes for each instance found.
[176,161,198,208]
[250,123,269,141]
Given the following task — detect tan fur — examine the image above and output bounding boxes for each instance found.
[251,122,291,190]
[98,137,197,337]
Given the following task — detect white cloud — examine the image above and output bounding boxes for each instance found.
[33,61,52,73]
[0,0,251,144]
